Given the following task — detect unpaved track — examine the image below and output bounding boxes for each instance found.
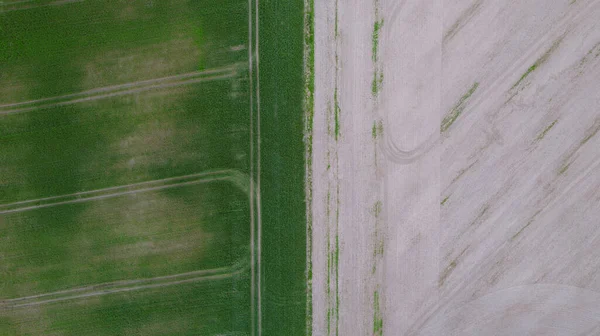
[0,66,237,116]
[4,267,231,304]
[0,169,250,215]
[0,0,84,13]
[312,0,600,335]
[4,269,242,308]
[0,66,236,110]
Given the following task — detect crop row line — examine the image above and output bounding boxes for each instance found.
[0,66,238,116]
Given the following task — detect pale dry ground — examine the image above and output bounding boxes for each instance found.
[312,0,600,335]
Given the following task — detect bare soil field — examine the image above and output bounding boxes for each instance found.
[311,0,600,335]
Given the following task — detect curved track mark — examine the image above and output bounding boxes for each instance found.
[380,131,439,164]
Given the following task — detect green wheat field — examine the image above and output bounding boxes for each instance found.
[0,0,307,334]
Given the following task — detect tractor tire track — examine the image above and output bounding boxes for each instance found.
[3,268,244,309]
[0,169,250,214]
[0,68,238,116]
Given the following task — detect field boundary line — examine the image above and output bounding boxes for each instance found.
[0,0,84,13]
[5,267,232,303]
[0,169,250,214]
[2,266,247,308]
[0,0,35,7]
[0,66,238,116]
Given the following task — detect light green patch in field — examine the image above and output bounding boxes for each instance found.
[511,38,563,90]
[441,82,479,133]
[536,119,558,141]
[372,17,383,64]
[373,290,383,336]
[373,121,378,139]
[371,20,384,96]
[372,119,385,140]
[514,64,537,88]
[371,1,384,97]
